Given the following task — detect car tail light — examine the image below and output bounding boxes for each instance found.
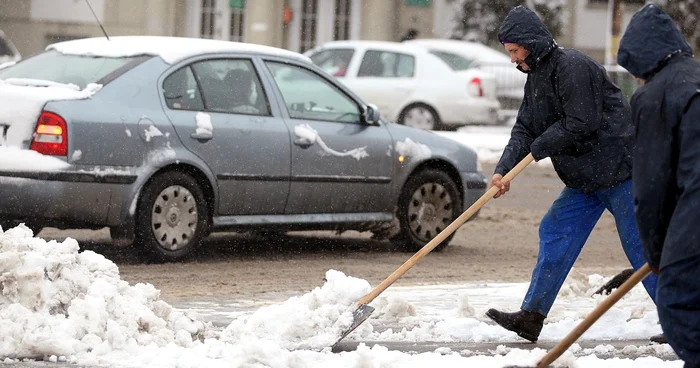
[469,77,484,97]
[30,111,68,156]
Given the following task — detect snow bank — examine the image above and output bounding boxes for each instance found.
[0,226,678,367]
[0,225,205,359]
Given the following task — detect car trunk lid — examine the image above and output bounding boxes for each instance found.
[455,70,498,100]
[0,79,101,149]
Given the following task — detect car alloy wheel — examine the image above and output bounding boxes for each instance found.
[401,105,437,130]
[407,182,454,242]
[151,185,198,251]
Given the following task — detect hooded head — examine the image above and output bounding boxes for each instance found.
[618,4,692,79]
[498,6,556,72]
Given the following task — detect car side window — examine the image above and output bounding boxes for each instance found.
[265,61,361,123]
[191,59,270,116]
[163,66,205,111]
[357,50,415,78]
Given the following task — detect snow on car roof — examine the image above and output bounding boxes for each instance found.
[406,39,511,63]
[47,36,311,64]
[312,40,432,54]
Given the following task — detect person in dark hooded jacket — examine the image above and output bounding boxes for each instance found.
[618,4,700,367]
[484,5,658,343]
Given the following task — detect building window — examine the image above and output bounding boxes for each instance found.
[230,1,246,42]
[200,0,216,39]
[333,0,351,40]
[300,0,318,53]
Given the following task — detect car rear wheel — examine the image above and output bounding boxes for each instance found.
[398,103,440,131]
[392,169,461,252]
[135,172,209,262]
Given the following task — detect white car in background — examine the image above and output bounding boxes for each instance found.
[305,41,501,130]
[0,30,21,67]
[406,39,527,108]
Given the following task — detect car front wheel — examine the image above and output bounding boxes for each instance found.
[135,172,209,262]
[392,169,461,252]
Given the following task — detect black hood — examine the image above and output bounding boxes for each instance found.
[498,6,556,71]
[618,4,692,79]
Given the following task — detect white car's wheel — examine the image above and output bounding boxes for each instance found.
[399,104,440,130]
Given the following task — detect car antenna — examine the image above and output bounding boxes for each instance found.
[85,0,110,40]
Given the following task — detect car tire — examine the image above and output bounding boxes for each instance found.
[135,171,209,262]
[392,169,461,252]
[398,103,440,131]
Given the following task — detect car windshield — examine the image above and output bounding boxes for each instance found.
[429,50,473,71]
[309,48,354,77]
[0,50,150,89]
[0,37,13,57]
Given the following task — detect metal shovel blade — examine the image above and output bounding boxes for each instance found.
[334,304,375,345]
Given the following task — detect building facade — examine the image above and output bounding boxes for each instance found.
[0,0,649,63]
[0,0,437,57]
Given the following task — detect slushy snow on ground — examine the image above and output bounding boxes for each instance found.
[0,225,681,367]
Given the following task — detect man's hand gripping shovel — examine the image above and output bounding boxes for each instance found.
[334,154,536,345]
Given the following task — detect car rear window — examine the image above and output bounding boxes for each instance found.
[0,50,150,89]
[309,48,354,77]
[429,50,473,71]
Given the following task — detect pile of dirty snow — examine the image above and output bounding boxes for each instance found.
[0,225,205,359]
[0,225,680,367]
[219,269,371,350]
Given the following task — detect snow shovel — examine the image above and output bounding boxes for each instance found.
[506,263,652,368]
[334,153,535,345]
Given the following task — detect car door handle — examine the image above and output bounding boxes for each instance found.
[294,139,313,149]
[191,132,213,142]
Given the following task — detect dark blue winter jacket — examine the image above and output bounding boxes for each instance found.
[495,6,633,193]
[618,4,700,269]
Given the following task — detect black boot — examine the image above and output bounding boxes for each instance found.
[486,308,545,342]
[650,333,666,344]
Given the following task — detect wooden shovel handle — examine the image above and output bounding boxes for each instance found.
[537,263,652,368]
[357,153,535,306]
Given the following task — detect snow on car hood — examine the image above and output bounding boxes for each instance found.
[0,79,101,148]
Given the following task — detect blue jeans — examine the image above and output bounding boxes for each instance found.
[657,256,700,368]
[522,179,657,316]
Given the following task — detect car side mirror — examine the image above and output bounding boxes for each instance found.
[361,104,380,125]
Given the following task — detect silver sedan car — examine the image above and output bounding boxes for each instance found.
[0,36,486,262]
